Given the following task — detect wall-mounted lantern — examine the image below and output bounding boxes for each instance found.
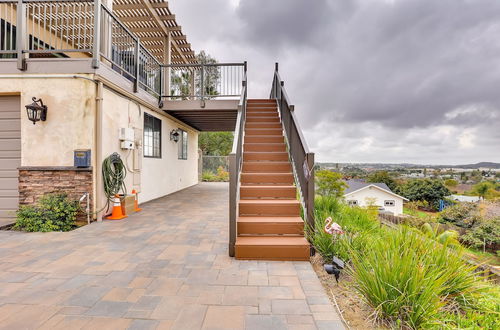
[170,129,180,143]
[25,97,47,125]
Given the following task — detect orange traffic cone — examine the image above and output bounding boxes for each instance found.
[106,194,127,220]
[132,189,142,212]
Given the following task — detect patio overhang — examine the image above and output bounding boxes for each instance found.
[162,100,239,131]
[112,0,197,65]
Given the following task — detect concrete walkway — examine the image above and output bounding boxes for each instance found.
[0,183,342,330]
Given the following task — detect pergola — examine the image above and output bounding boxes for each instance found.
[112,0,196,65]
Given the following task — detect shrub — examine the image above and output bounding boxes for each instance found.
[201,167,229,182]
[439,202,480,228]
[15,193,78,232]
[461,218,500,252]
[216,166,229,181]
[306,196,380,262]
[348,227,488,329]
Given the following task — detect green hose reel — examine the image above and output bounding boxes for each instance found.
[102,152,127,212]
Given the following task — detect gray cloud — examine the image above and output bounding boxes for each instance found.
[171,0,500,164]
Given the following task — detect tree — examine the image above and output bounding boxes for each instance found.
[170,50,219,99]
[367,171,397,191]
[397,179,451,210]
[196,51,220,98]
[198,132,234,156]
[315,170,347,198]
[474,182,490,200]
[444,179,458,188]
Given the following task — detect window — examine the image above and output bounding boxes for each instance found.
[347,200,358,206]
[178,129,188,160]
[144,113,161,158]
[384,200,395,207]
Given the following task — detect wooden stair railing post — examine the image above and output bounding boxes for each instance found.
[228,152,237,257]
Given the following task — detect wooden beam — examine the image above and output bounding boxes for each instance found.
[120,15,175,22]
[172,35,187,41]
[112,4,146,11]
[151,2,169,9]
[141,0,190,64]
[139,36,165,42]
[129,27,162,33]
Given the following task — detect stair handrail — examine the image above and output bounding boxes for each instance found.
[228,63,247,257]
[270,63,315,229]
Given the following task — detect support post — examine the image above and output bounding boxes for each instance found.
[306,152,315,229]
[134,38,140,92]
[16,0,26,70]
[228,153,237,257]
[92,0,101,68]
[163,32,171,97]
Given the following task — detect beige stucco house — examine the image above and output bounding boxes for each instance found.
[0,0,244,224]
[0,0,315,261]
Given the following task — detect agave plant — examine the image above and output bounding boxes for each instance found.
[420,222,460,247]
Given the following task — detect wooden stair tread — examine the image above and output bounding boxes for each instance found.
[240,184,295,188]
[238,216,303,223]
[236,236,309,246]
[239,199,299,204]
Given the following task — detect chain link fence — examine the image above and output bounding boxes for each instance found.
[200,156,229,182]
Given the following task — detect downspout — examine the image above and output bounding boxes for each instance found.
[95,81,104,221]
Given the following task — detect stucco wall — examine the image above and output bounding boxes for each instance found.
[0,76,96,166]
[0,75,199,216]
[344,186,404,215]
[100,87,199,205]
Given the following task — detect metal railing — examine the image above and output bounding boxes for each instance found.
[270,63,315,228]
[161,62,246,100]
[25,0,94,54]
[0,1,17,57]
[1,1,245,101]
[228,71,247,257]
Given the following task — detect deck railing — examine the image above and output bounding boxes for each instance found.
[270,63,315,229]
[160,62,246,100]
[228,70,247,257]
[0,0,245,101]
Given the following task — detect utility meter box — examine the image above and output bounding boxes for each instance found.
[74,149,91,168]
[121,140,135,150]
[119,127,134,141]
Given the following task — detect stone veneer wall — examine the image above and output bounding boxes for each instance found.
[18,167,93,222]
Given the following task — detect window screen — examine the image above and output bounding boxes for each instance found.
[144,113,161,158]
[178,129,188,160]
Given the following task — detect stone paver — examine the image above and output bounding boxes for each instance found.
[0,183,343,329]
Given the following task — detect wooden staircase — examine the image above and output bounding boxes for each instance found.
[234,99,310,260]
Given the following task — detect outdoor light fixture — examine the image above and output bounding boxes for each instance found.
[324,256,345,283]
[25,97,47,125]
[170,129,180,142]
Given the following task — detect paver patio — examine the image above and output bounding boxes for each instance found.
[0,183,343,330]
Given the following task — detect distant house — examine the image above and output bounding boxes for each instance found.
[343,180,408,215]
[449,195,481,203]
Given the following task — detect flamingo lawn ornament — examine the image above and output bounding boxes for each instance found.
[324,217,344,235]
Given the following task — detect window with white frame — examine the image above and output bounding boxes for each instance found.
[144,113,161,158]
[347,200,358,206]
[178,129,188,160]
[384,200,395,207]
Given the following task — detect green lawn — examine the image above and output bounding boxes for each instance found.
[403,207,438,220]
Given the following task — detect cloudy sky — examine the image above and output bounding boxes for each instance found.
[170,0,500,165]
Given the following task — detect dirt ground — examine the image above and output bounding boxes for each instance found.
[311,255,388,330]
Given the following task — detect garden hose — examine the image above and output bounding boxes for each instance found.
[102,152,127,213]
[76,153,127,218]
